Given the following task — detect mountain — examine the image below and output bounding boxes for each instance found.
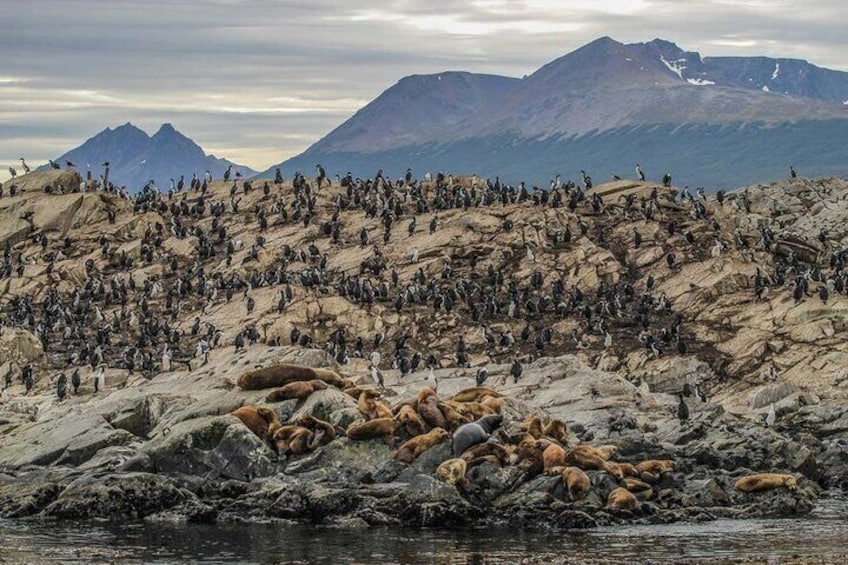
[42,123,256,191]
[263,37,848,189]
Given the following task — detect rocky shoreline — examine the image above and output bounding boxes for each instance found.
[1,351,838,530]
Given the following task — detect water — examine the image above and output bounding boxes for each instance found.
[1,498,846,564]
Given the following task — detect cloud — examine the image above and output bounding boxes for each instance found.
[1,0,846,181]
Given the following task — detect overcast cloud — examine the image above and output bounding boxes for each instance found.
[1,0,846,180]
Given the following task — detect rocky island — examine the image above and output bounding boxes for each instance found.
[1,169,846,529]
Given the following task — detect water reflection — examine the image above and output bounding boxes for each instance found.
[1,497,845,564]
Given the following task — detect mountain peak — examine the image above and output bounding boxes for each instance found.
[154,123,178,136]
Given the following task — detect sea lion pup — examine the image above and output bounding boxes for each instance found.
[735,473,798,493]
[269,425,314,455]
[358,389,392,420]
[436,458,468,487]
[451,387,502,403]
[607,487,639,511]
[543,443,568,472]
[230,406,281,440]
[394,428,451,464]
[345,417,398,446]
[622,478,654,500]
[460,441,512,466]
[452,414,504,457]
[570,444,617,461]
[237,364,344,390]
[294,414,338,448]
[265,379,328,402]
[417,388,447,430]
[397,404,426,437]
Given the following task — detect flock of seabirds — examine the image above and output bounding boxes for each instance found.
[0,157,829,428]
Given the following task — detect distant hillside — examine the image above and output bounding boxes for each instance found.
[41,123,256,191]
[261,37,848,189]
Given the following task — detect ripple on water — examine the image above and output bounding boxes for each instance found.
[1,498,847,564]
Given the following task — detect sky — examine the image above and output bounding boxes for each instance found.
[1,0,846,181]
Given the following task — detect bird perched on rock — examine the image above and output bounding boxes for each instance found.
[677,393,689,422]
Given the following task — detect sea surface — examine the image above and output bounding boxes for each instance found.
[1,497,846,564]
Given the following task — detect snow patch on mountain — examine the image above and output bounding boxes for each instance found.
[660,55,686,79]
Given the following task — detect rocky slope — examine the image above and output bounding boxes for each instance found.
[0,169,846,527]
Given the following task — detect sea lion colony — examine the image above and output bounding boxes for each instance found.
[231,363,800,512]
[0,165,842,403]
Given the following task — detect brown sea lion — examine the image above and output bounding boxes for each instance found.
[293,414,338,448]
[269,424,313,455]
[230,405,281,440]
[436,458,468,487]
[562,466,591,501]
[451,387,502,403]
[543,418,570,445]
[265,379,328,402]
[437,401,467,431]
[345,417,397,445]
[608,487,639,511]
[543,443,568,472]
[618,463,640,477]
[358,389,392,420]
[622,477,654,500]
[237,364,345,390]
[635,460,675,475]
[565,448,623,479]
[479,395,504,413]
[417,388,447,429]
[394,428,451,464]
[397,404,426,437]
[520,416,545,438]
[459,442,511,466]
[735,473,798,493]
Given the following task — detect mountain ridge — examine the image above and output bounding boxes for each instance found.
[260,37,848,187]
[40,123,256,191]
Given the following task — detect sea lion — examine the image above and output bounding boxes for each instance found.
[607,487,639,511]
[734,473,798,493]
[565,448,623,479]
[459,441,512,466]
[520,416,545,438]
[437,401,467,431]
[515,438,545,481]
[543,443,568,472]
[237,364,344,390]
[358,389,392,420]
[417,388,447,430]
[394,428,451,464]
[452,414,503,457]
[436,458,468,487]
[345,417,397,445]
[466,454,504,469]
[479,395,504,413]
[622,477,654,500]
[230,405,280,440]
[543,418,569,445]
[635,460,675,475]
[397,404,426,437]
[618,463,640,478]
[562,466,591,501]
[570,444,617,461]
[265,379,328,402]
[451,387,502,403]
[294,414,338,448]
[269,424,313,455]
